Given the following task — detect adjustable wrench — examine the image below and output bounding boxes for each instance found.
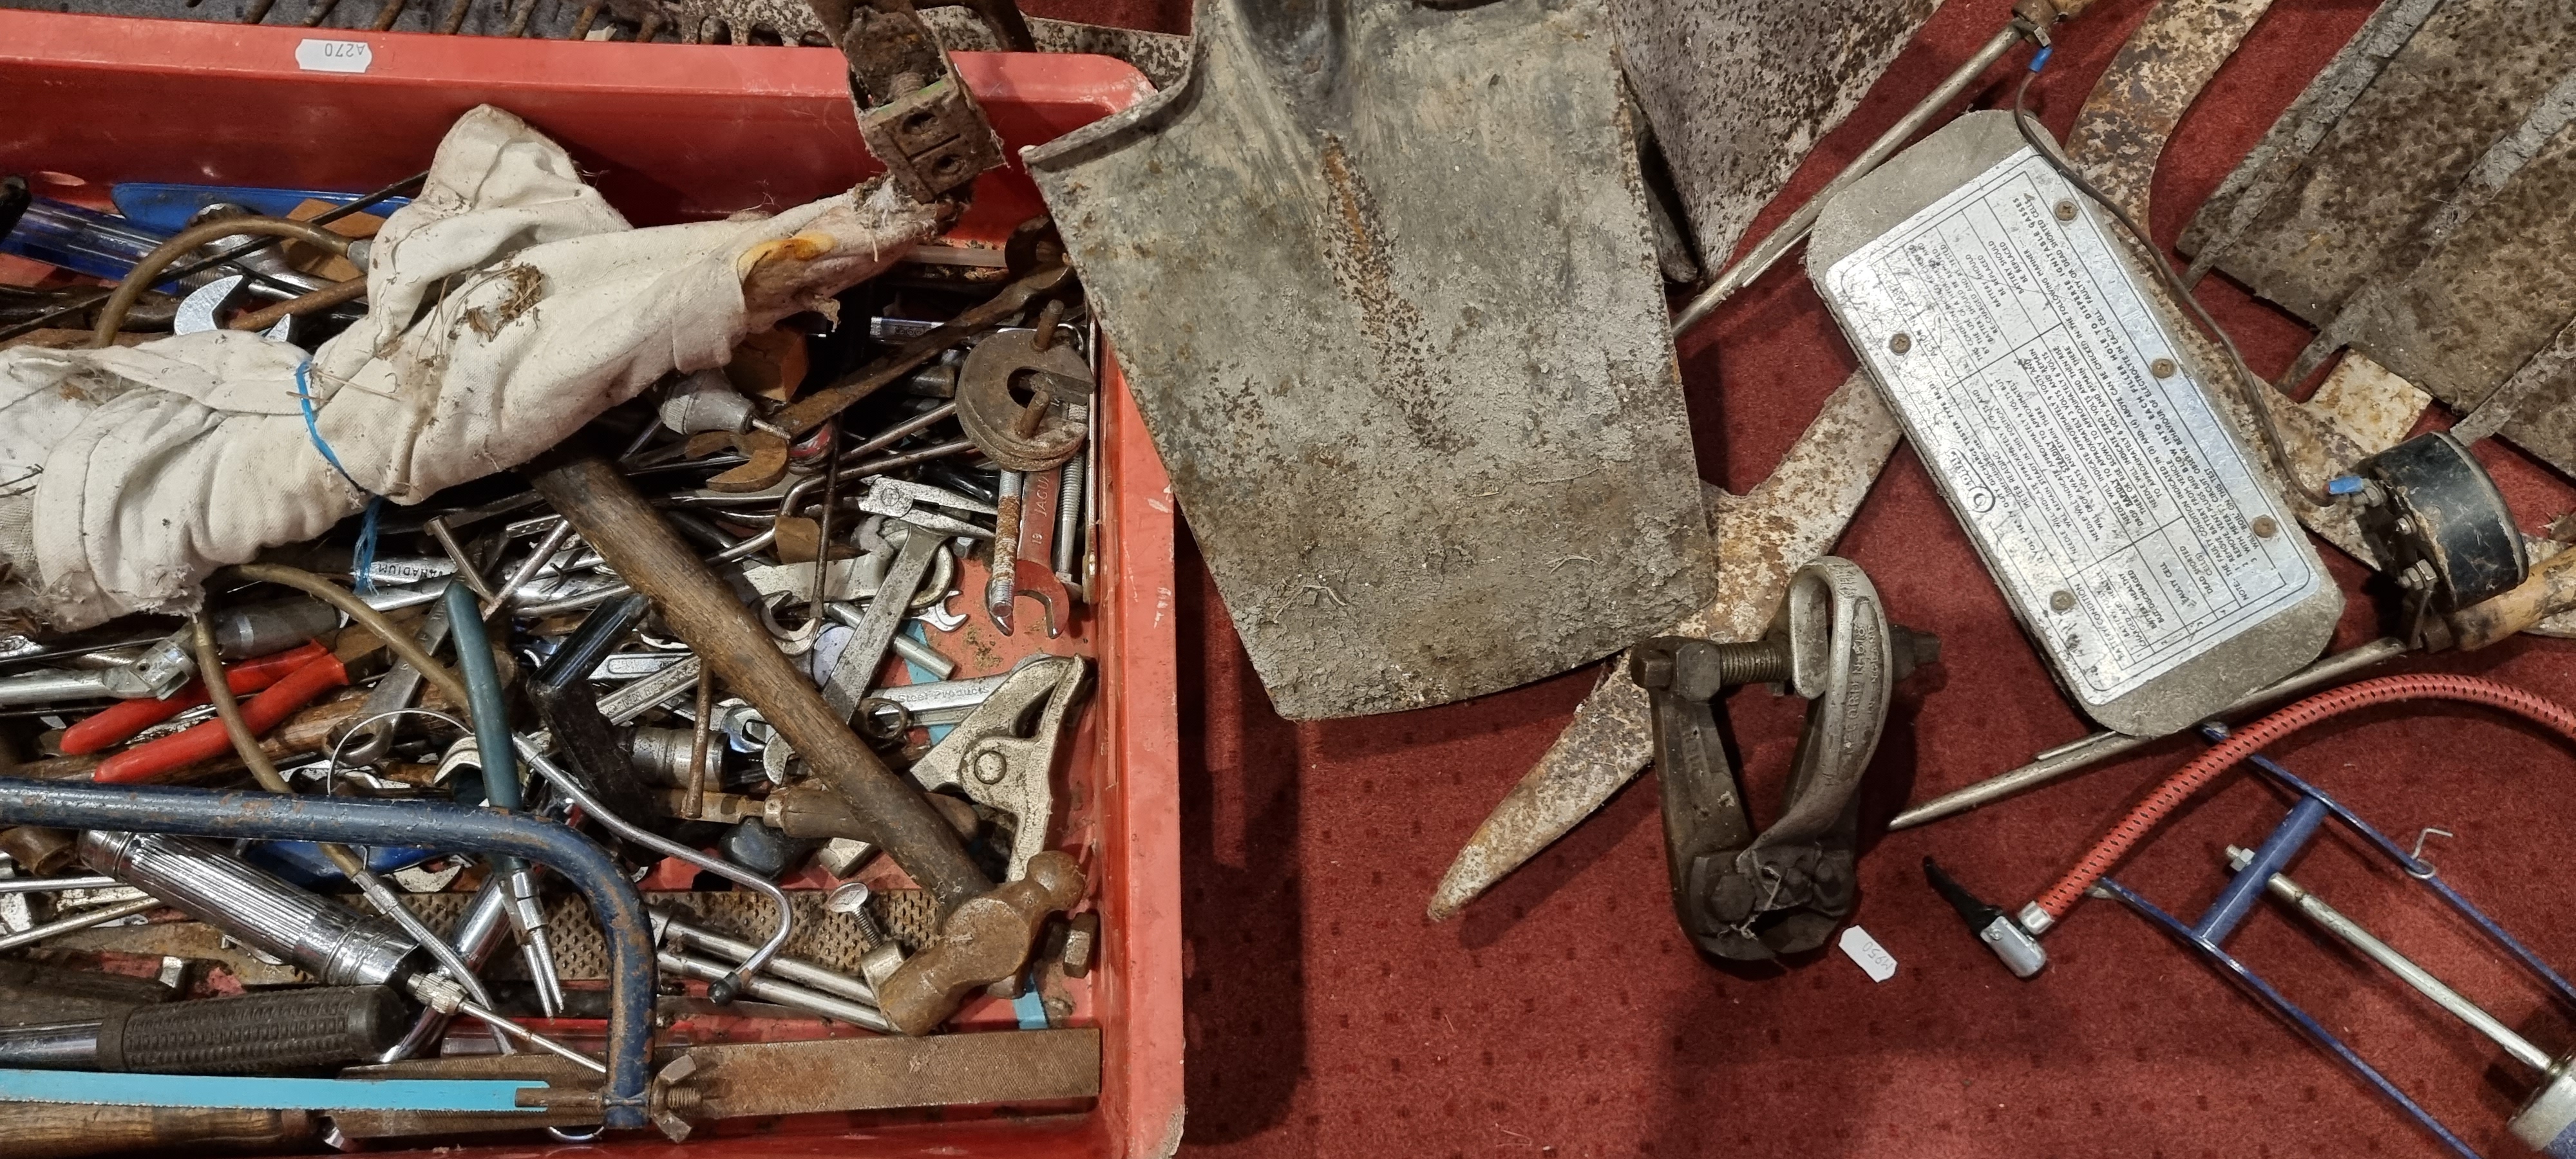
[1634,557,1933,959]
[909,655,1088,881]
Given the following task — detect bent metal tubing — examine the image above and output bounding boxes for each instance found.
[0,778,654,1129]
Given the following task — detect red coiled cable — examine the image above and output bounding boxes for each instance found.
[2033,674,2576,923]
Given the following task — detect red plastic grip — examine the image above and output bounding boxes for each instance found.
[91,654,350,784]
[59,642,332,756]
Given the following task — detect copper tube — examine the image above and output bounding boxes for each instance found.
[91,218,353,348]
[682,677,713,821]
[187,614,367,879]
[227,276,367,333]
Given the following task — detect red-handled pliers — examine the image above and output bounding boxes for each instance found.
[60,641,332,756]
[93,652,351,784]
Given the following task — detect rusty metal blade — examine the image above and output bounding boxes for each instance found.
[1427,370,1898,920]
[2179,0,2576,421]
[2178,0,2448,288]
[2063,0,2276,225]
[687,1027,1099,1118]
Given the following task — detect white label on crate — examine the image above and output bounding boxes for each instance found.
[296,39,374,73]
[1821,147,2320,706]
[1838,926,1897,983]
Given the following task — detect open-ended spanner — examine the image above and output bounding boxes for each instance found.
[1634,557,1933,960]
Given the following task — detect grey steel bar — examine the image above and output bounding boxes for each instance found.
[2230,847,2553,1073]
[1889,638,2411,829]
[0,896,162,952]
[1671,20,2029,337]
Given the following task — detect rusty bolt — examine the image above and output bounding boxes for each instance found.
[1889,333,1912,355]
[2251,516,2278,539]
[1712,639,1793,688]
[2150,357,2177,379]
[2049,590,2076,613]
[2054,200,2078,222]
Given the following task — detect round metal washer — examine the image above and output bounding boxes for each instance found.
[955,328,1094,471]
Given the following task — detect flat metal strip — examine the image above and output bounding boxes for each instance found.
[688,1026,1100,1118]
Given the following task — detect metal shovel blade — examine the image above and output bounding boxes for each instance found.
[1027,0,1715,720]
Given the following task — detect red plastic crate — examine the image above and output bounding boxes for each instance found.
[0,17,1184,1158]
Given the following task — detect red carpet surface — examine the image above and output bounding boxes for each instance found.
[1036,1,2576,1155]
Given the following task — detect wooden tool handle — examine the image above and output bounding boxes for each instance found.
[523,446,991,915]
[0,1104,312,1159]
[2449,547,2576,651]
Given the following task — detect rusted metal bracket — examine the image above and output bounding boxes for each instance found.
[810,0,1006,205]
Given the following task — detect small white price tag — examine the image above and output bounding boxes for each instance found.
[295,38,374,73]
[1838,925,1898,983]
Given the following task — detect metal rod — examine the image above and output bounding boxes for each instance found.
[380,874,516,1062]
[0,779,656,1130]
[652,909,875,1004]
[426,516,498,603]
[1670,19,2029,337]
[0,896,162,953]
[811,422,842,634]
[485,520,578,617]
[349,867,497,1012]
[656,948,892,1032]
[683,677,714,822]
[0,876,118,894]
[453,997,605,1073]
[2229,847,2553,1073]
[1889,638,2412,829]
[1053,454,1084,581]
[844,402,956,461]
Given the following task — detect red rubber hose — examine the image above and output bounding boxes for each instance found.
[2034,674,2576,923]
